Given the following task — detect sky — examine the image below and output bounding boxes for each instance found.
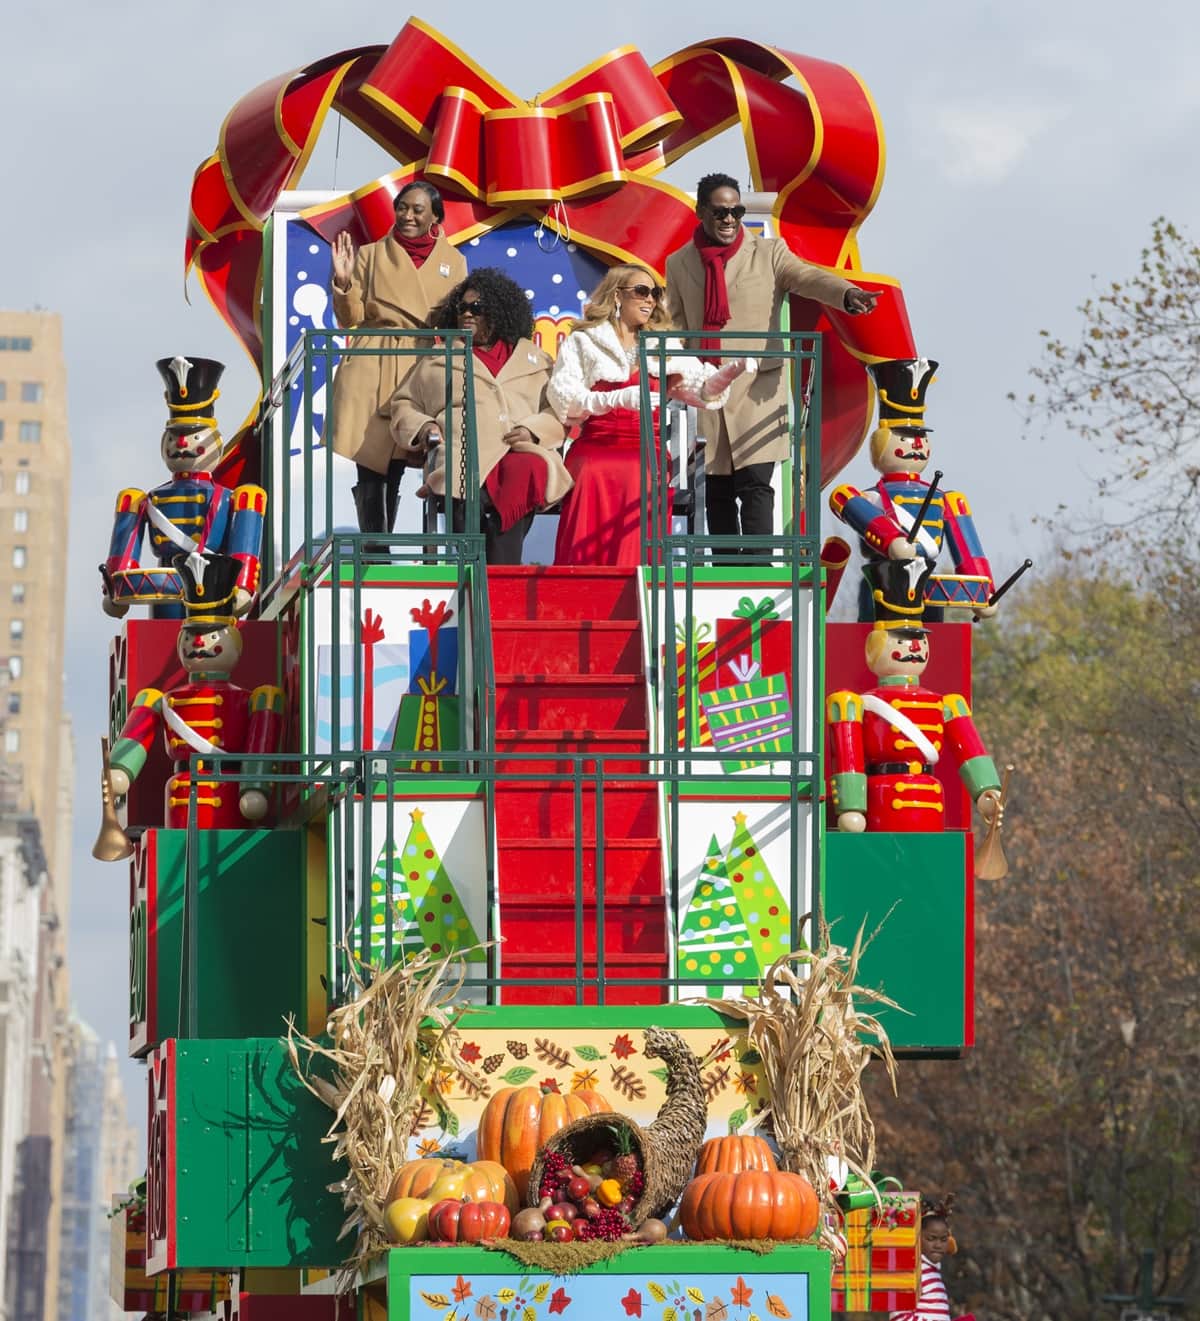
[3,0,1200,1128]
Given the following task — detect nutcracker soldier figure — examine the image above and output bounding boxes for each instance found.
[100,356,266,619]
[828,358,996,620]
[103,554,285,840]
[826,562,1002,834]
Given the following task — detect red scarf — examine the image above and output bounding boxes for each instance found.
[472,339,513,377]
[391,230,438,268]
[693,223,745,356]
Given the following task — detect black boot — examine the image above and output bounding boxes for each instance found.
[352,467,387,557]
[384,459,405,536]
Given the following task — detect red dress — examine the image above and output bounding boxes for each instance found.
[553,371,659,567]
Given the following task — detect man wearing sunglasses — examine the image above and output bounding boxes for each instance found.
[665,173,879,548]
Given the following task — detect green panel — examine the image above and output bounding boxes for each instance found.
[824,832,968,1053]
[149,830,307,1044]
[172,1038,345,1269]
[386,1244,830,1321]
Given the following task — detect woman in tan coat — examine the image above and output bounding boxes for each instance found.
[330,181,467,539]
[388,269,572,564]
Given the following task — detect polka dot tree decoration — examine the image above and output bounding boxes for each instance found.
[725,810,797,970]
[677,833,761,986]
[401,808,486,964]
[363,836,426,964]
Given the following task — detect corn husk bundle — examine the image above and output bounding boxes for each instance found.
[700,921,900,1241]
[285,943,489,1284]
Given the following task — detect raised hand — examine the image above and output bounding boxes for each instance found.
[332,231,356,290]
[843,286,880,315]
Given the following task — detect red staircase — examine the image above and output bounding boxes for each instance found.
[487,567,669,1005]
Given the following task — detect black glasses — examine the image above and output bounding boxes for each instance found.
[455,296,486,315]
[707,204,746,221]
[618,284,664,301]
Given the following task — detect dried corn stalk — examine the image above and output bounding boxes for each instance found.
[285,942,489,1283]
[700,920,900,1221]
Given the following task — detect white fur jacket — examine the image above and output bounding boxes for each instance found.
[547,319,730,424]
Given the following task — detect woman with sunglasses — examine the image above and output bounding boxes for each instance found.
[330,181,467,544]
[548,264,746,567]
[387,268,572,564]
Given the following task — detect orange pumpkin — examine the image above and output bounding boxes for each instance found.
[428,1160,519,1215]
[477,1085,612,1198]
[679,1170,820,1242]
[387,1157,462,1202]
[695,1135,779,1176]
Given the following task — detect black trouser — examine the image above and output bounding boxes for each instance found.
[450,498,534,566]
[705,461,775,559]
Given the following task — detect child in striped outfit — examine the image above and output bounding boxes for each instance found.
[890,1196,974,1321]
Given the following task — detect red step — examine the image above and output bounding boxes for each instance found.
[490,619,643,677]
[487,566,641,622]
[500,903,666,957]
[494,729,650,775]
[493,781,661,840]
[498,954,670,1006]
[496,838,664,900]
[494,674,646,730]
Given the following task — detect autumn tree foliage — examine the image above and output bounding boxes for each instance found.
[1019,216,1200,541]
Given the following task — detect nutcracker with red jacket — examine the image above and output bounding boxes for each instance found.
[100,356,266,620]
[828,358,997,620]
[826,561,1002,837]
[103,554,284,838]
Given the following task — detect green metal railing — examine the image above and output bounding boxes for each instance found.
[259,328,482,591]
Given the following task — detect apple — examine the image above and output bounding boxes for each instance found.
[581,1197,601,1219]
[547,1201,577,1223]
[566,1176,592,1203]
[546,1220,574,1243]
[618,1195,636,1215]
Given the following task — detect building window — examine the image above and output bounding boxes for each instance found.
[14,471,28,495]
[0,338,32,352]
[11,547,26,569]
[11,584,24,604]
[7,657,21,680]
[12,510,27,533]
[4,730,18,754]
[7,693,19,716]
[9,620,23,641]
[18,422,41,444]
[20,382,43,403]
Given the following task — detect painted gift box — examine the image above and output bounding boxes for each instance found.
[700,674,792,772]
[830,1189,921,1312]
[667,620,717,747]
[713,595,793,695]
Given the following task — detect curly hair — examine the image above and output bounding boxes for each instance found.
[921,1193,956,1222]
[574,264,673,334]
[696,172,741,208]
[429,267,534,348]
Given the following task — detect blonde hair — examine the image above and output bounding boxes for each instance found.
[575,265,673,333]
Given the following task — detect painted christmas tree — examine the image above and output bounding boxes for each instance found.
[677,834,761,985]
[725,811,798,969]
[403,808,485,963]
[362,836,426,964]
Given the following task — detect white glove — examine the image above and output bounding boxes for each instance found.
[568,386,661,420]
[668,357,757,410]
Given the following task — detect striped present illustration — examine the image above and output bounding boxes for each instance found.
[669,621,717,748]
[830,1190,921,1312]
[700,673,792,772]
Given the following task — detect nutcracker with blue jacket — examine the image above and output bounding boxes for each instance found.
[828,358,997,620]
[103,554,284,837]
[826,561,1002,841]
[100,356,266,620]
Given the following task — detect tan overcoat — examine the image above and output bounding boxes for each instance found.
[330,233,467,472]
[387,338,572,505]
[664,236,854,473]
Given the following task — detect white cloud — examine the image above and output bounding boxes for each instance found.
[922,102,1061,185]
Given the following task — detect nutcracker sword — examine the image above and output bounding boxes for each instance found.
[974,558,1033,621]
[904,469,943,547]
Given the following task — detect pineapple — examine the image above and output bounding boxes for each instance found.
[607,1124,640,1192]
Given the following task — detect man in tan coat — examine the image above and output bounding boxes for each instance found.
[665,173,878,546]
[331,182,467,542]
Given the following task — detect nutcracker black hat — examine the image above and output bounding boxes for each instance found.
[867,358,938,435]
[156,356,225,417]
[864,558,933,632]
[175,551,240,629]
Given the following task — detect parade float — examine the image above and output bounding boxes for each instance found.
[97,17,1016,1320]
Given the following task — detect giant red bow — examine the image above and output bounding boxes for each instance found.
[187,18,915,485]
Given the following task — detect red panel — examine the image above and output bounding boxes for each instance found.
[824,622,974,830]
